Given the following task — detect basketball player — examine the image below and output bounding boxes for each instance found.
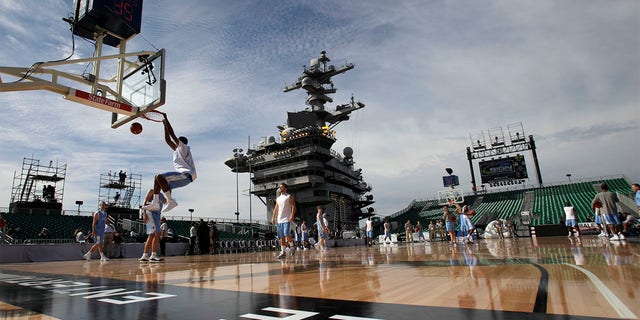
[315,209,330,251]
[415,221,426,242]
[594,207,608,237]
[404,220,414,243]
[563,201,580,237]
[383,220,392,244]
[142,113,196,213]
[160,217,169,256]
[365,217,373,246]
[271,183,296,259]
[83,201,109,261]
[455,202,475,243]
[592,183,625,241]
[300,220,309,250]
[442,205,457,245]
[140,189,166,262]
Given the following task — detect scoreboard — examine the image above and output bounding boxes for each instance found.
[73,0,143,47]
[479,155,528,184]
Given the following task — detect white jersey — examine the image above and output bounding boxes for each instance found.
[459,205,470,220]
[564,206,576,220]
[276,193,294,223]
[161,222,168,238]
[316,212,325,229]
[173,141,197,181]
[365,220,373,231]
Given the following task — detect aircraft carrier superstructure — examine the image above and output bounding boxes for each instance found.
[225,51,374,233]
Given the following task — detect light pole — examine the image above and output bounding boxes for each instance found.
[566,173,572,183]
[188,208,194,222]
[233,148,243,223]
[248,136,253,238]
[75,200,83,215]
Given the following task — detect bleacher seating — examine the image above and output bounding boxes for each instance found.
[382,177,632,232]
[1,212,93,240]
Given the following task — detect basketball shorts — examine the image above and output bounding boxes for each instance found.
[318,226,329,239]
[445,221,455,232]
[565,218,577,228]
[146,211,161,234]
[460,217,474,231]
[595,214,602,224]
[277,222,291,239]
[604,213,621,225]
[367,230,373,238]
[161,172,193,190]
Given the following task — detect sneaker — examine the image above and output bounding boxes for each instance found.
[276,251,286,259]
[142,202,160,212]
[617,233,625,240]
[149,255,164,262]
[303,247,309,251]
[598,232,607,238]
[83,252,91,261]
[609,234,620,241]
[139,254,150,262]
[100,256,109,261]
[163,199,178,213]
[290,246,297,257]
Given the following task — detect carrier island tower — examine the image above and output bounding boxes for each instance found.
[225,51,374,235]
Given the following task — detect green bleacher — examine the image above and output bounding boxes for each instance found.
[531,177,630,225]
[383,177,631,229]
[164,219,256,241]
[472,190,524,223]
[1,212,93,240]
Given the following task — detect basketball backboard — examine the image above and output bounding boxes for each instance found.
[111,49,166,128]
[437,188,465,206]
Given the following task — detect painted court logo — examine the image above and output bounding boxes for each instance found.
[0,272,175,305]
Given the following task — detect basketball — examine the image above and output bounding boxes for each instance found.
[130,122,143,135]
[593,202,602,209]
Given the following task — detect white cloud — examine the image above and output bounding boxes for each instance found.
[0,0,638,222]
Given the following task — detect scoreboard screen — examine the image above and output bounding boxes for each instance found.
[73,0,143,47]
[442,175,459,187]
[479,155,528,184]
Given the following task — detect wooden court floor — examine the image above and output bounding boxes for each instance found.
[0,236,638,319]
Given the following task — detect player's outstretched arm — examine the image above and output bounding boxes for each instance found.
[162,114,179,150]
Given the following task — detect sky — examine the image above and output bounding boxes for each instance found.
[0,0,638,223]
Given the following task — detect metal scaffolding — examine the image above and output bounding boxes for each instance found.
[11,157,66,205]
[97,170,141,209]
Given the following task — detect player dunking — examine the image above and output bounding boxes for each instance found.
[142,113,196,213]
